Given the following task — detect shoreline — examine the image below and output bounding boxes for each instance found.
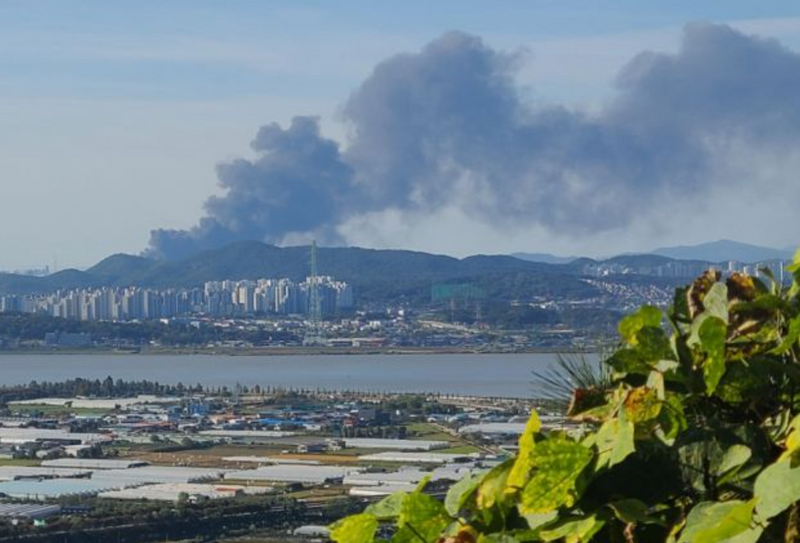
[0,345,595,356]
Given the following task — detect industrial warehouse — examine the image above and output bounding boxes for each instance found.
[0,381,563,540]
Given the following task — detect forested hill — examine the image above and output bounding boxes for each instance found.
[1,241,555,290]
[0,240,701,305]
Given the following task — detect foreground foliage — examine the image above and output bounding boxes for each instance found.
[331,248,800,542]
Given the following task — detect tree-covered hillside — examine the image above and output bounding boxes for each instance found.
[0,241,694,310]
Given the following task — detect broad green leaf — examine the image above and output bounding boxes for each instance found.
[520,510,559,531]
[676,426,766,495]
[671,285,691,323]
[788,246,800,272]
[608,499,661,525]
[624,386,662,423]
[519,437,593,514]
[688,282,729,349]
[716,445,752,478]
[366,491,407,520]
[506,410,541,491]
[656,393,687,444]
[754,456,800,521]
[593,411,635,469]
[647,370,666,400]
[445,472,485,516]
[635,326,676,362]
[654,359,680,373]
[729,294,783,318]
[781,413,800,461]
[699,316,727,394]
[678,500,759,543]
[330,513,378,543]
[476,459,513,510]
[539,515,605,543]
[478,534,520,543]
[772,313,800,355]
[606,349,651,376]
[415,475,432,493]
[619,306,663,345]
[397,492,451,543]
[789,247,800,292]
[703,283,730,324]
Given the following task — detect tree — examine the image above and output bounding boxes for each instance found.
[330,249,800,542]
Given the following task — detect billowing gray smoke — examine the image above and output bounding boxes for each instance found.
[147,23,800,259]
[147,117,355,259]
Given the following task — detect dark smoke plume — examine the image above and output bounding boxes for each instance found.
[147,23,800,259]
[147,117,354,259]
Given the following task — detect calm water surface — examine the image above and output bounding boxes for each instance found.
[0,353,585,398]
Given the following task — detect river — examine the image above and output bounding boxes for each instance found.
[0,353,591,398]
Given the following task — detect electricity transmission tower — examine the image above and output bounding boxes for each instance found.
[304,240,324,345]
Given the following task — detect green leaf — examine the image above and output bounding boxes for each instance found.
[789,247,800,290]
[396,492,451,543]
[444,472,484,516]
[520,510,559,531]
[478,534,520,543]
[699,316,727,394]
[593,411,635,469]
[688,283,729,350]
[606,349,651,376]
[780,413,800,461]
[415,475,432,493]
[539,515,605,543]
[476,459,513,510]
[506,410,542,491]
[366,491,407,520]
[624,386,662,423]
[676,427,764,495]
[671,286,691,323]
[678,500,760,543]
[772,313,800,355]
[703,283,730,324]
[330,513,379,543]
[635,326,676,362]
[788,246,800,272]
[656,393,687,444]
[519,437,593,514]
[754,456,800,521]
[619,306,663,345]
[608,499,661,525]
[716,445,752,478]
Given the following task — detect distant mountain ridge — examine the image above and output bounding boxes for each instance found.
[652,239,793,263]
[511,252,578,265]
[0,241,573,304]
[0,239,793,305]
[515,240,795,266]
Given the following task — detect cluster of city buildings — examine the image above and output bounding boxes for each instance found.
[0,277,353,321]
[581,258,788,281]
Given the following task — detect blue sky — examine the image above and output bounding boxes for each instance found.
[1,1,800,268]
